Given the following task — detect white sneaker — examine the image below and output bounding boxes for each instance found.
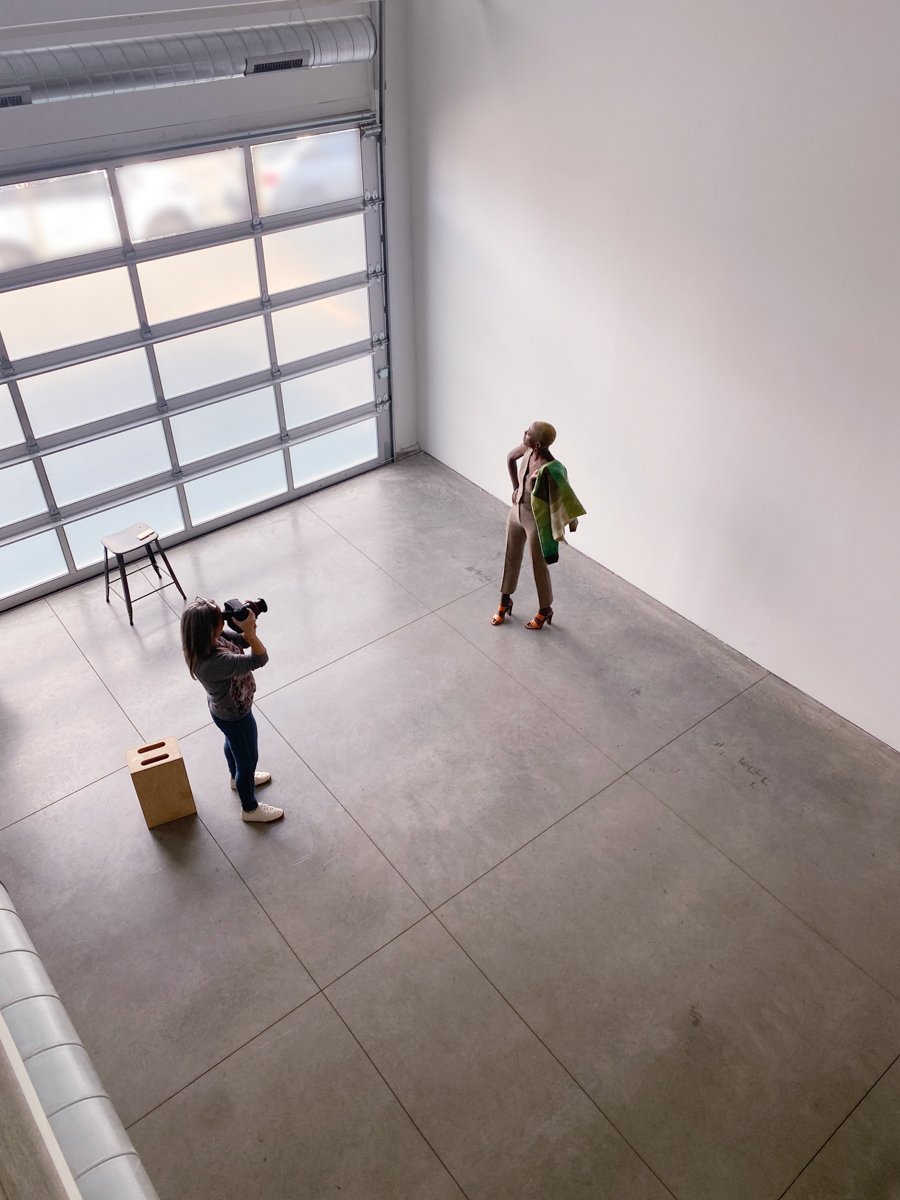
[242,803,284,823]
[230,771,272,790]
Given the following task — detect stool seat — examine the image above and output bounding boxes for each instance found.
[101,522,186,626]
[100,522,159,556]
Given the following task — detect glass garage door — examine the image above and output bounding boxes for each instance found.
[0,122,391,608]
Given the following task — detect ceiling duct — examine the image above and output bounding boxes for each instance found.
[0,17,377,106]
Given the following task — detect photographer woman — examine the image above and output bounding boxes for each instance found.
[180,598,284,823]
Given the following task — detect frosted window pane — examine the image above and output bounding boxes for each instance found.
[272,291,370,364]
[0,172,120,273]
[290,418,377,487]
[0,269,138,359]
[253,130,362,216]
[65,489,183,569]
[0,531,67,600]
[43,423,171,506]
[19,350,155,438]
[117,148,250,242]
[171,388,279,465]
[0,385,24,449]
[155,318,269,398]
[185,452,286,525]
[263,215,366,295]
[0,461,47,526]
[282,358,373,429]
[138,241,260,325]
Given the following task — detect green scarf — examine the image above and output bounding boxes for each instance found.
[531,460,586,564]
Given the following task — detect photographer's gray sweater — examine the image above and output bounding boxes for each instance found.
[195,630,269,721]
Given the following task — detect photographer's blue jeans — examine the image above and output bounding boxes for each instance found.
[211,709,259,812]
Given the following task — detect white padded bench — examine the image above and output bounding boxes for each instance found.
[0,883,160,1200]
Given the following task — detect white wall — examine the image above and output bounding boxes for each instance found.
[381,0,417,454]
[400,0,900,751]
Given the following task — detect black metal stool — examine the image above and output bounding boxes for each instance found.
[101,522,186,625]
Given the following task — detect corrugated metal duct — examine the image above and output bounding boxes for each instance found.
[0,17,377,106]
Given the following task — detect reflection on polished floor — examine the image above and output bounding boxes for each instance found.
[1,452,898,1200]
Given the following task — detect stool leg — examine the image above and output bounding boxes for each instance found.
[157,543,186,600]
[144,543,162,578]
[104,548,111,603]
[117,553,134,625]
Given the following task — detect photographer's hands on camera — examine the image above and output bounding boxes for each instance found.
[234,610,266,657]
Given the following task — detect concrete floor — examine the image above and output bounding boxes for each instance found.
[1,452,899,1200]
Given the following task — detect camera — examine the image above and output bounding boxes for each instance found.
[223,597,268,632]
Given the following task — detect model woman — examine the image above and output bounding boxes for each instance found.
[180,597,283,823]
[491,421,585,630]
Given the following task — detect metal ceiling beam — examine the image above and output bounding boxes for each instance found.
[0,16,376,106]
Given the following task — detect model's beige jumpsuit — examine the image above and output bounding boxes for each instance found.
[501,450,553,608]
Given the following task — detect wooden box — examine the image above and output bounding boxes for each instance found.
[126,737,196,829]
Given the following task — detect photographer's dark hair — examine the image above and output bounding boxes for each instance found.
[181,598,222,679]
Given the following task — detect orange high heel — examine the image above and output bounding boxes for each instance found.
[526,607,553,630]
[491,597,514,625]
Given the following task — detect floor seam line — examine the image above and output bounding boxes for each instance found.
[626,672,772,773]
[301,498,434,608]
[774,1048,900,1199]
[322,913,433,991]
[255,709,432,914]
[431,599,630,771]
[0,718,219,835]
[43,600,143,740]
[124,991,321,1130]
[433,600,771,775]
[432,914,681,1200]
[319,991,474,1200]
[432,776,625,912]
[253,612,434,704]
[304,476,507,615]
[259,706,627,939]
[631,776,900,1006]
[196,812,322,987]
